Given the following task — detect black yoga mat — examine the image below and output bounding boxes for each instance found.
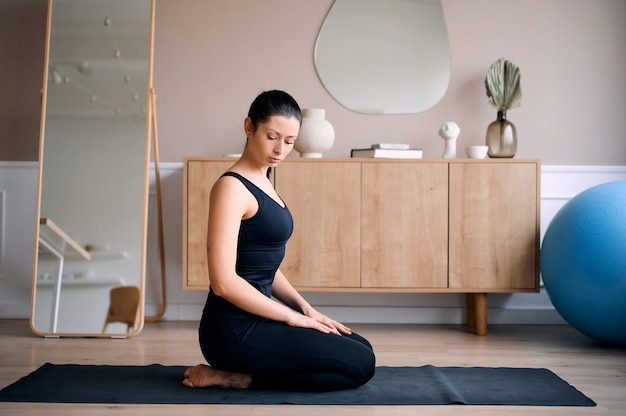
[0,363,595,406]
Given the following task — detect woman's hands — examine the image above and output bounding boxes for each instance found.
[307,308,353,336]
[271,269,351,336]
[286,307,352,336]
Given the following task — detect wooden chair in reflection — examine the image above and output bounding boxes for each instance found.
[102,286,141,333]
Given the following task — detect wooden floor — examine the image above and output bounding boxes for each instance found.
[1,319,624,415]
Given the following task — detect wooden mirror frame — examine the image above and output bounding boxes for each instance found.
[30,0,163,338]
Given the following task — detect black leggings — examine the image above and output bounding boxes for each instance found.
[198,313,376,391]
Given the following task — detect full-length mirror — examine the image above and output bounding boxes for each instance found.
[314,0,451,114]
[30,0,155,337]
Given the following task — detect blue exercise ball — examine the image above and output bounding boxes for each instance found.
[541,180,626,346]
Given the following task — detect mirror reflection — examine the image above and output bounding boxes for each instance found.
[31,0,153,336]
[314,0,451,114]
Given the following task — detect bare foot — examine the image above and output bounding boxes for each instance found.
[182,364,252,389]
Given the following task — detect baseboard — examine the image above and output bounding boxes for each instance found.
[146,303,567,325]
[0,301,32,319]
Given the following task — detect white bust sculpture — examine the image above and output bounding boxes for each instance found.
[439,121,461,159]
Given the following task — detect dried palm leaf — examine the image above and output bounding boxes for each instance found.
[485,58,522,111]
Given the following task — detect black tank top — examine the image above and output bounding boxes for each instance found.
[203,171,293,318]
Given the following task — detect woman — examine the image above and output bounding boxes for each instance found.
[182,90,376,391]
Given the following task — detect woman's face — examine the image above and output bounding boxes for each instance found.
[245,115,300,167]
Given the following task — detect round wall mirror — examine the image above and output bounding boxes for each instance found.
[314,0,451,114]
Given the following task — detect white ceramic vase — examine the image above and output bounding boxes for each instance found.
[294,108,335,158]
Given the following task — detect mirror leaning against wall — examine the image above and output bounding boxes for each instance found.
[30,0,156,337]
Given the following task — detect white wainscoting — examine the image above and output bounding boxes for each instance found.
[0,162,38,318]
[2,162,625,325]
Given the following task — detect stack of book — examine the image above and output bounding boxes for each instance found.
[350,143,423,159]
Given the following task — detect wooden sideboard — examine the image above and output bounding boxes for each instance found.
[183,157,541,335]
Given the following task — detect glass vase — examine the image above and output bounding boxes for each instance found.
[486,110,517,158]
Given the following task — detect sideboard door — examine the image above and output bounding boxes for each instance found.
[275,161,361,288]
[448,162,540,291]
[183,159,234,289]
[361,162,449,289]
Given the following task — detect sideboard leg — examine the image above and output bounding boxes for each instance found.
[466,294,475,328]
[473,293,488,336]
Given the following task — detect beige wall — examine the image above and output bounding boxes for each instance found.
[2,0,625,165]
[0,0,47,161]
